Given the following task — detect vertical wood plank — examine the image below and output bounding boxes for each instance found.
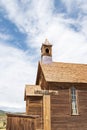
[43,95,51,130]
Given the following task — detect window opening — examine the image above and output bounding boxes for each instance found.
[45,48,49,53]
[71,87,78,115]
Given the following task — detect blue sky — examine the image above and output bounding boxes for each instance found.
[0,0,87,112]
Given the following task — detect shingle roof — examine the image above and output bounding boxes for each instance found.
[40,62,87,83]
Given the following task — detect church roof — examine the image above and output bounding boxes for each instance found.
[38,62,87,84]
[42,39,52,46]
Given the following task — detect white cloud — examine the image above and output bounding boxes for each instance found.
[0,0,54,43]
[0,33,12,41]
[61,0,87,13]
[0,43,37,110]
[0,0,87,111]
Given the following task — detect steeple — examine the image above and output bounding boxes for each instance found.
[41,39,52,64]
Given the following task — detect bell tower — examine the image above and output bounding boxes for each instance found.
[41,39,52,64]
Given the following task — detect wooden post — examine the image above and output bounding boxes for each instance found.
[43,95,51,130]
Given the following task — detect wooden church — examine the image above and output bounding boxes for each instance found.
[7,39,87,130]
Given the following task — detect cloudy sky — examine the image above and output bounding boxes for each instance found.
[0,0,87,112]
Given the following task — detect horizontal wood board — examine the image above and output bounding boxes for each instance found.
[51,88,87,130]
[26,96,43,129]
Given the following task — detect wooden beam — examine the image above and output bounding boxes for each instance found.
[34,90,58,95]
[43,95,51,130]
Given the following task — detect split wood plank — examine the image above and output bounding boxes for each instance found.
[43,95,51,130]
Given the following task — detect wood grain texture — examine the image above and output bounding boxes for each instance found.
[50,88,87,130]
[43,95,51,130]
[26,96,43,129]
[6,114,39,130]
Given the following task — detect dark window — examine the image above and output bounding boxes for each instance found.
[45,48,49,53]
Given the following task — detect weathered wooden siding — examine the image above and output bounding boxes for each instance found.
[51,88,87,130]
[78,89,87,115]
[6,114,39,130]
[26,96,43,129]
[51,88,70,130]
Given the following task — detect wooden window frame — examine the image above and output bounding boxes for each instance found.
[70,86,79,115]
